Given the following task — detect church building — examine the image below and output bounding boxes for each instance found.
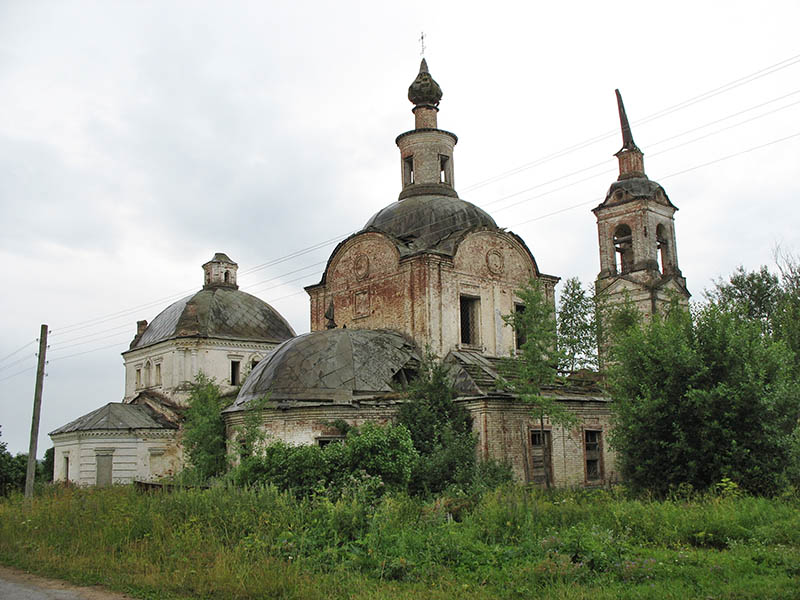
[50,59,688,488]
[50,253,295,485]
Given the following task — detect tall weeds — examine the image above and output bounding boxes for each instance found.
[1,484,798,599]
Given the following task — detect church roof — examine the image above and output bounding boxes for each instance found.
[127,287,295,351]
[227,328,421,408]
[362,194,499,257]
[50,402,177,435]
[599,176,675,210]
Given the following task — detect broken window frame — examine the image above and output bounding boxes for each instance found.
[583,428,604,484]
[529,428,553,486]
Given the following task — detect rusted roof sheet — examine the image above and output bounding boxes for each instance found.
[49,402,177,435]
[228,328,421,409]
[129,287,295,350]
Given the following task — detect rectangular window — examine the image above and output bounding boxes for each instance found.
[439,154,450,184]
[403,156,414,185]
[231,360,241,386]
[155,363,162,386]
[316,436,346,448]
[135,368,142,388]
[63,455,69,481]
[460,296,480,346]
[530,429,552,485]
[584,429,603,483]
[514,303,526,350]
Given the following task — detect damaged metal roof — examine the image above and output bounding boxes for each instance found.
[228,328,421,409]
[50,402,177,435]
[362,194,499,257]
[128,287,296,351]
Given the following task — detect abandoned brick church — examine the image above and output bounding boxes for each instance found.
[51,60,688,487]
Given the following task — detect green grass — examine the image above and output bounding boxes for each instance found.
[1,484,799,599]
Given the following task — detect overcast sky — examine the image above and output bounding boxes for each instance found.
[2,1,799,456]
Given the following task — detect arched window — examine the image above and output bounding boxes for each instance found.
[656,224,669,274]
[224,270,230,283]
[613,224,634,274]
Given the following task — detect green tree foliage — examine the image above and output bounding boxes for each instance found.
[396,355,480,495]
[706,265,781,331]
[502,279,578,488]
[182,374,229,481]
[556,277,598,372]
[608,302,800,495]
[0,427,15,496]
[231,422,417,496]
[42,446,54,483]
[706,253,800,375]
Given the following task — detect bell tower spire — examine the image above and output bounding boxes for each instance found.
[614,89,645,179]
[593,90,689,329]
[395,59,459,201]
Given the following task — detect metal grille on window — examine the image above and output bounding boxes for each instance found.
[460,296,480,346]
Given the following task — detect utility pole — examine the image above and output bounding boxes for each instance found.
[25,324,48,498]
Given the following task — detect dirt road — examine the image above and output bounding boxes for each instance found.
[0,566,133,600]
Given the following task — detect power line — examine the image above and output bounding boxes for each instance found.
[0,353,37,373]
[0,340,36,367]
[0,366,36,384]
[460,52,800,193]
[39,58,800,343]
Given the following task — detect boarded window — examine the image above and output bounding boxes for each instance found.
[460,296,480,346]
[96,453,113,487]
[155,363,162,386]
[530,429,552,485]
[584,430,603,482]
[231,360,241,386]
[135,368,142,388]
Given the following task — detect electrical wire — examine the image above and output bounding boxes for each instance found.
[36,58,800,346]
[0,340,36,367]
[0,366,36,383]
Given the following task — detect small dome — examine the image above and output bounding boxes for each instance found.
[230,328,420,407]
[130,287,295,350]
[408,58,443,107]
[363,194,499,256]
[600,177,674,209]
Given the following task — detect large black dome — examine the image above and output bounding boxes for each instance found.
[362,194,498,257]
[129,287,295,350]
[229,328,420,407]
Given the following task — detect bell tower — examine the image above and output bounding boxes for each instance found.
[593,90,689,320]
[395,59,459,200]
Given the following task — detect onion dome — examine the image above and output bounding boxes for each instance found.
[228,328,421,407]
[408,58,443,107]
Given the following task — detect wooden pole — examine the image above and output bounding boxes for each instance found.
[24,324,48,498]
